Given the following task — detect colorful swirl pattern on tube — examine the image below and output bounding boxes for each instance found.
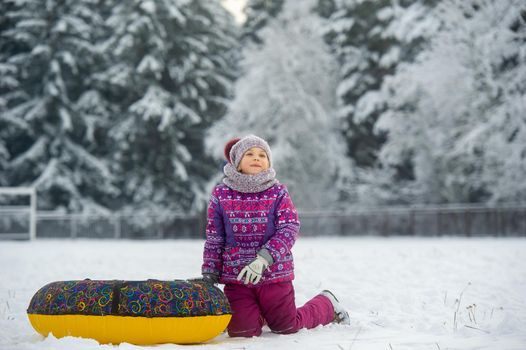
[27,279,231,317]
[26,279,232,345]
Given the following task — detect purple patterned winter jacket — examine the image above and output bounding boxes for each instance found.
[202,183,300,286]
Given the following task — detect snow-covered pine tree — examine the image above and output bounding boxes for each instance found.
[375,0,526,203]
[183,0,240,204]
[207,0,353,210]
[99,0,238,218]
[242,0,285,43]
[0,0,18,187]
[0,0,118,212]
[321,0,439,169]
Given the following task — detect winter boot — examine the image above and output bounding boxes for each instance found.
[321,290,350,325]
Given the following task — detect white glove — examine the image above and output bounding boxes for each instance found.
[237,255,269,285]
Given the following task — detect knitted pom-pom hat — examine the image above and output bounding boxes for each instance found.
[225,135,272,168]
[223,138,241,163]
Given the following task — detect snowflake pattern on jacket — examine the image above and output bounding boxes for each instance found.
[202,183,300,286]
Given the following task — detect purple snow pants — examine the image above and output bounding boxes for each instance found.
[223,281,334,337]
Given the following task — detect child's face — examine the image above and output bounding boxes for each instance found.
[237,147,270,174]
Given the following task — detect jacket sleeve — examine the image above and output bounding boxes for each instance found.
[201,187,225,277]
[262,187,300,264]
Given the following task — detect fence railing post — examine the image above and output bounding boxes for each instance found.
[409,209,415,236]
[70,216,77,239]
[465,209,471,237]
[114,214,121,239]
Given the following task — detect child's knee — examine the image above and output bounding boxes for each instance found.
[228,326,263,338]
[227,314,264,337]
[269,315,301,334]
[270,325,298,335]
[268,317,300,335]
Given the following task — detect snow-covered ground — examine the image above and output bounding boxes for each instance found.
[1,237,525,350]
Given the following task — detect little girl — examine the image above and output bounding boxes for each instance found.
[201,135,349,337]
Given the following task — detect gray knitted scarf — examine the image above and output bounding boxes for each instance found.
[223,163,278,193]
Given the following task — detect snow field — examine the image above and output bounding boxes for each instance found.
[0,237,525,350]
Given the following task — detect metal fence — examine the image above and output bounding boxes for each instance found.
[0,203,525,239]
[35,213,206,239]
[299,204,526,237]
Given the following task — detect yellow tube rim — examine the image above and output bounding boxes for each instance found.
[27,313,231,345]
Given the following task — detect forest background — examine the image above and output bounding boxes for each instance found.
[1,0,525,223]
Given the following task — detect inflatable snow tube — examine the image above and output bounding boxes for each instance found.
[27,279,231,345]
